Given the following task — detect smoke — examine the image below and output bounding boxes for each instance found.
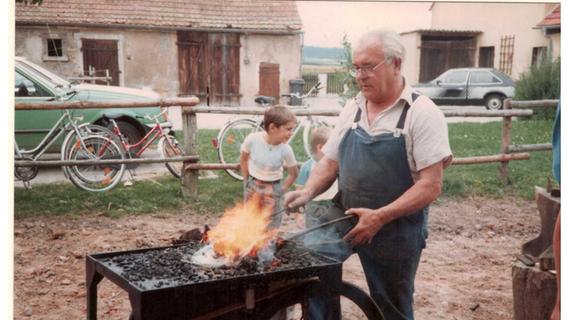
[301,225,353,262]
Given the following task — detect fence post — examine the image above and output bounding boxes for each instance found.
[181,107,198,197]
[500,98,513,182]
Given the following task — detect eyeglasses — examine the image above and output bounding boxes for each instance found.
[349,58,389,77]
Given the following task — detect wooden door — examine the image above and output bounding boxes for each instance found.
[209,33,241,105]
[177,31,240,106]
[479,46,495,68]
[81,39,120,86]
[419,38,476,83]
[259,63,280,101]
[177,31,208,102]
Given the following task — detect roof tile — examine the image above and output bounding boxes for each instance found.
[16,0,303,32]
[536,4,560,28]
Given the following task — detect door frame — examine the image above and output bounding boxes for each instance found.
[73,33,124,85]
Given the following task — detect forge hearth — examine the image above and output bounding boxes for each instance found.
[86,241,342,319]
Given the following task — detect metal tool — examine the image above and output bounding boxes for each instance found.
[284,214,356,241]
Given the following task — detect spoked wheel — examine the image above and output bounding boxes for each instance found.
[257,280,384,320]
[217,118,260,180]
[159,135,186,179]
[64,135,125,192]
[61,124,125,180]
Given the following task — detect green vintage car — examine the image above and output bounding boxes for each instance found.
[15,56,163,152]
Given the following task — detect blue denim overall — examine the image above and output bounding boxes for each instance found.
[310,96,428,320]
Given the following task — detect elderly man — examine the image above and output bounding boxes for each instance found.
[285,29,452,319]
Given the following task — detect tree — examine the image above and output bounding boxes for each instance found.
[515,56,560,119]
[338,35,359,107]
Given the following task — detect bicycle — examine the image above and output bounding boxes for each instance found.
[14,109,125,192]
[214,82,330,180]
[100,110,186,179]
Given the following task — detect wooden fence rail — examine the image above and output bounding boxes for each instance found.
[14,97,558,196]
[15,97,200,111]
[499,98,558,182]
[14,156,200,167]
[182,101,553,195]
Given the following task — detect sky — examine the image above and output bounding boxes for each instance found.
[296,1,433,48]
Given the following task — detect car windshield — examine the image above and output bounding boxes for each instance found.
[17,59,71,88]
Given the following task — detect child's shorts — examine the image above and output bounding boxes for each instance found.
[245,177,283,229]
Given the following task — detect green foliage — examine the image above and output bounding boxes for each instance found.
[338,35,359,107]
[515,57,560,119]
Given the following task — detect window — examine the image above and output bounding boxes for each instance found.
[469,71,501,84]
[532,47,547,66]
[441,70,468,84]
[43,38,68,61]
[47,38,63,57]
[15,71,51,97]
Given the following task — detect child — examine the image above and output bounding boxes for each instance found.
[294,126,338,229]
[240,106,299,229]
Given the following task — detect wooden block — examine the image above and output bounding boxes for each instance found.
[512,261,557,320]
[521,186,560,258]
[538,246,556,271]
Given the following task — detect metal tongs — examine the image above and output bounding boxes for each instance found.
[284,213,356,241]
[268,207,356,242]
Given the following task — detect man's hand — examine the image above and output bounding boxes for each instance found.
[343,208,387,246]
[284,190,312,212]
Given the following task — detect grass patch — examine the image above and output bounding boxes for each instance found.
[15,119,556,218]
[443,119,555,199]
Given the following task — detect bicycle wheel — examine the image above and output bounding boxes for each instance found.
[217,118,260,180]
[64,135,125,192]
[158,135,185,179]
[256,280,384,320]
[301,118,332,161]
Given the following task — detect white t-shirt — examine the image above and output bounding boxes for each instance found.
[322,81,453,182]
[241,131,297,181]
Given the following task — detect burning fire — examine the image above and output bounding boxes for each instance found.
[192,194,278,266]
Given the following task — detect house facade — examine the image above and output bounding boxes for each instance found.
[400,2,560,84]
[15,0,303,107]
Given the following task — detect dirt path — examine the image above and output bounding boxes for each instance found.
[14,196,540,319]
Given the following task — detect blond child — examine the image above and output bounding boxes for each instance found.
[294,127,338,228]
[240,106,299,229]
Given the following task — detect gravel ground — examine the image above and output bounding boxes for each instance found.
[13,195,541,319]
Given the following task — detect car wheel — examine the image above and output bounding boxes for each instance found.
[485,94,504,110]
[115,121,144,155]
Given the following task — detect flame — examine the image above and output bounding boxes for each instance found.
[206,194,277,262]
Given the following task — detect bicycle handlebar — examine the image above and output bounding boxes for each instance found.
[282,82,322,100]
[144,109,168,122]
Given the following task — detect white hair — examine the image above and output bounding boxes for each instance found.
[356,29,406,63]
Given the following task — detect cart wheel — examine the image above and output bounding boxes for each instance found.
[256,280,384,320]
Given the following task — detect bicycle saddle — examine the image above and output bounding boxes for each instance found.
[254,96,275,106]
